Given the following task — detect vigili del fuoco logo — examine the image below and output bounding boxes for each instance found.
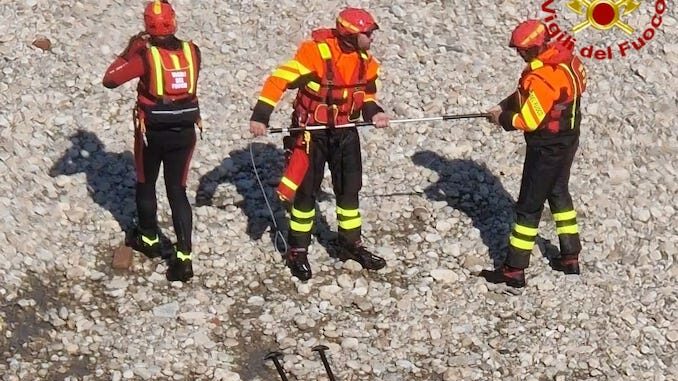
[540,0,668,60]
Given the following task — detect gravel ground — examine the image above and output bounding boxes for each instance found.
[0,1,676,380]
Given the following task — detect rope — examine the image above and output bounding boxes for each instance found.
[249,142,288,254]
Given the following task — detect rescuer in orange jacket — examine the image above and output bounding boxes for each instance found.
[482,20,587,288]
[103,0,201,282]
[249,8,391,281]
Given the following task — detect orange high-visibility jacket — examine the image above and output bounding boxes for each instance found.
[500,42,587,135]
[250,29,383,127]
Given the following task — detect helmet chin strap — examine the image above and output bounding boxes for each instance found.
[337,35,359,53]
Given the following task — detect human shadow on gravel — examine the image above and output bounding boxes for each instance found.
[195,142,335,256]
[412,151,514,266]
[0,272,115,378]
[49,129,136,232]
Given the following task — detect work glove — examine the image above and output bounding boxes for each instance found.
[249,121,268,137]
[120,31,149,60]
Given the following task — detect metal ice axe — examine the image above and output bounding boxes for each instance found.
[265,351,289,381]
[312,345,337,381]
[267,113,490,134]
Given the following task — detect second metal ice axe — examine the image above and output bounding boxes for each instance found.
[312,345,336,381]
[267,113,490,134]
[265,351,289,381]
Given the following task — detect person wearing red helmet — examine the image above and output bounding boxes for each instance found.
[102,0,202,282]
[481,20,587,288]
[249,7,390,281]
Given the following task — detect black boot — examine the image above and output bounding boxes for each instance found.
[335,240,386,271]
[286,248,312,281]
[166,247,193,282]
[129,228,161,258]
[479,264,526,288]
[550,254,580,275]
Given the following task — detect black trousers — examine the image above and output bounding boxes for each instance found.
[134,125,196,253]
[287,128,363,249]
[506,137,582,269]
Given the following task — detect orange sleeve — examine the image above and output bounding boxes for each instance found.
[250,41,325,124]
[257,41,323,108]
[510,71,559,131]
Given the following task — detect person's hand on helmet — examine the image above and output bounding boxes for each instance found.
[486,105,502,126]
[250,121,268,137]
[371,112,390,128]
[120,31,150,60]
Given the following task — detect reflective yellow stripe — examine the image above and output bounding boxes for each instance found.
[141,235,159,246]
[176,250,192,261]
[521,23,546,47]
[336,206,359,217]
[510,235,535,251]
[317,43,332,60]
[560,63,578,130]
[292,208,315,219]
[150,47,164,96]
[553,210,577,221]
[280,176,298,191]
[272,68,300,82]
[258,96,277,107]
[360,52,369,60]
[528,92,546,120]
[153,0,162,14]
[519,102,538,130]
[556,225,579,235]
[337,17,361,33]
[182,42,196,94]
[519,91,545,131]
[512,113,519,127]
[530,59,544,70]
[283,60,311,75]
[338,217,362,230]
[514,224,538,236]
[307,81,321,92]
[169,54,180,69]
[290,220,313,232]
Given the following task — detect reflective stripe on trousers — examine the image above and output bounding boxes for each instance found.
[554,209,578,235]
[289,207,315,233]
[287,128,363,249]
[337,206,361,231]
[505,137,581,269]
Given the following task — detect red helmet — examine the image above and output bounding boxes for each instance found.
[336,8,379,36]
[144,1,177,37]
[509,20,548,49]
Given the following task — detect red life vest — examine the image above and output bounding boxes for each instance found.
[292,30,369,127]
[278,31,373,201]
[138,41,200,126]
[519,43,587,134]
[546,56,586,133]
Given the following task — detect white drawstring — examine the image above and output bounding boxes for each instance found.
[249,142,288,254]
